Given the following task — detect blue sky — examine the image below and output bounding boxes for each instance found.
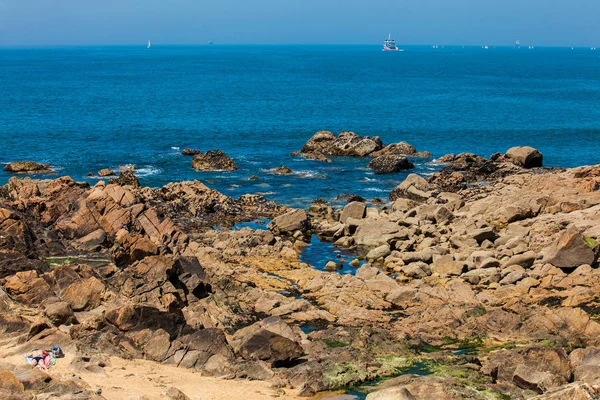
[0,0,598,46]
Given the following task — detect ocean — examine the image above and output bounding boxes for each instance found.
[1,45,599,207]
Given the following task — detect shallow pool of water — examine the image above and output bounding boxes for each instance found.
[299,235,365,275]
[231,217,270,230]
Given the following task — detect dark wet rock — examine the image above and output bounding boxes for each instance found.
[505,146,543,168]
[269,165,294,175]
[97,168,115,177]
[3,161,51,174]
[299,131,383,157]
[109,169,140,188]
[367,155,414,174]
[191,150,237,171]
[181,148,201,156]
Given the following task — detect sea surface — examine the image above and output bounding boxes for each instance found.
[1,45,600,207]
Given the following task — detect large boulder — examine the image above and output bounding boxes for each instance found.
[268,209,309,235]
[109,169,140,187]
[367,155,414,174]
[340,201,366,223]
[390,174,437,202]
[238,329,303,367]
[505,146,543,168]
[353,219,405,247]
[543,229,596,269]
[528,383,597,400]
[191,150,237,171]
[3,161,51,174]
[181,148,200,156]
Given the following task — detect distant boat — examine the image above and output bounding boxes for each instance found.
[208,41,214,45]
[382,33,399,51]
[483,45,489,49]
[432,45,438,49]
[147,40,151,49]
[592,47,597,51]
[515,40,520,49]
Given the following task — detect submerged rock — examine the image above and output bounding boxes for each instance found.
[371,141,416,157]
[269,165,294,175]
[367,155,414,174]
[3,161,51,174]
[181,148,201,156]
[191,150,237,171]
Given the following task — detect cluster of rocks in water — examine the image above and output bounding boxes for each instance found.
[3,133,600,399]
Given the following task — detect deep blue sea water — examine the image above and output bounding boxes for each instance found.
[1,45,600,207]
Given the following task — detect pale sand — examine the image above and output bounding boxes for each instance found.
[4,348,305,400]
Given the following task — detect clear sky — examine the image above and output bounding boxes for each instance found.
[0,0,598,47]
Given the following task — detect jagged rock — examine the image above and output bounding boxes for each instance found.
[367,155,414,174]
[181,148,200,156]
[191,150,237,171]
[109,169,140,187]
[340,201,366,223]
[505,146,543,168]
[299,131,383,157]
[503,251,537,268]
[268,209,309,235]
[543,229,596,269]
[3,161,51,174]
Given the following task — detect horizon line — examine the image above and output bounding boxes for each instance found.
[0,43,597,49]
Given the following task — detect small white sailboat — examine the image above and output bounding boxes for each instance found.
[147,40,151,49]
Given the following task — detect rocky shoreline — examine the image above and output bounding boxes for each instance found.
[1,132,600,399]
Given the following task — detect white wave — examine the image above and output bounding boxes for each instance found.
[135,165,162,177]
[364,187,387,192]
[171,146,180,150]
[295,170,328,179]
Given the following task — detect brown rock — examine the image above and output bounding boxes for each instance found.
[340,201,366,223]
[505,146,543,168]
[543,229,596,269]
[191,150,237,171]
[269,165,293,175]
[98,168,116,177]
[268,209,309,235]
[0,370,24,393]
[62,277,105,311]
[181,148,201,156]
[3,161,51,174]
[166,387,191,400]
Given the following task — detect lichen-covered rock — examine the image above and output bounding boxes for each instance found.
[367,155,414,174]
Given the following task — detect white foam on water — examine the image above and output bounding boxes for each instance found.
[295,170,328,179]
[171,146,180,150]
[135,165,162,177]
[364,187,386,192]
